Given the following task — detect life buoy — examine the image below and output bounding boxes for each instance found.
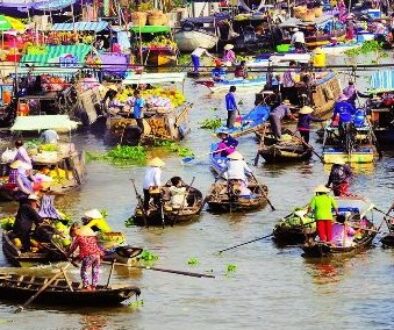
[182,21,195,32]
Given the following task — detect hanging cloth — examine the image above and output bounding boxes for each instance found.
[38,194,61,219]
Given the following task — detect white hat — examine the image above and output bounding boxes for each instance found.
[299,106,314,115]
[293,28,299,32]
[84,209,102,219]
[27,194,40,201]
[147,157,165,167]
[314,184,330,193]
[227,151,243,160]
[282,99,291,106]
[224,44,234,50]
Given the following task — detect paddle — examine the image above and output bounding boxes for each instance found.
[217,233,273,254]
[250,172,275,211]
[102,261,215,279]
[15,263,71,313]
[290,130,324,163]
[254,125,267,166]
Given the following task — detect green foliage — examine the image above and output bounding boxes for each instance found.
[199,118,222,130]
[187,257,200,266]
[226,264,237,273]
[139,250,159,262]
[107,145,146,162]
[344,40,384,57]
[128,300,144,310]
[124,217,135,228]
[154,140,194,157]
[0,216,15,230]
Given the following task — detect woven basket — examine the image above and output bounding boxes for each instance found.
[131,12,147,26]
[148,13,167,26]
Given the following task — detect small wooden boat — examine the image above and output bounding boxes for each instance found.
[0,273,141,306]
[209,143,227,178]
[2,230,143,267]
[380,233,394,247]
[301,196,377,258]
[258,139,312,163]
[273,208,316,245]
[133,180,203,226]
[206,179,268,213]
[196,76,267,93]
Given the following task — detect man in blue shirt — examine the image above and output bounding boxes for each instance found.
[332,94,357,125]
[225,86,239,129]
[133,90,145,134]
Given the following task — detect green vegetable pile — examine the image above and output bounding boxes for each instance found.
[0,216,15,230]
[199,118,222,130]
[154,140,194,158]
[86,145,147,165]
[344,40,386,58]
[139,250,159,262]
[187,257,200,266]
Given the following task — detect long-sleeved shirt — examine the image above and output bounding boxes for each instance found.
[225,160,252,182]
[69,235,102,259]
[14,204,43,231]
[297,114,325,131]
[14,146,32,169]
[143,167,162,190]
[225,92,237,112]
[271,105,291,120]
[191,48,210,58]
[332,101,357,123]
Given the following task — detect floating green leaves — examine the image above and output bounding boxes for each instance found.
[187,257,200,266]
[124,217,135,228]
[139,250,159,262]
[199,118,222,130]
[128,299,144,310]
[86,145,147,165]
[154,140,194,158]
[344,40,385,57]
[226,264,237,273]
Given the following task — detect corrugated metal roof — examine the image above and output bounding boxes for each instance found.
[52,21,108,32]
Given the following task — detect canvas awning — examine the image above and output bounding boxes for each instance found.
[11,115,79,131]
[51,21,108,32]
[122,72,186,85]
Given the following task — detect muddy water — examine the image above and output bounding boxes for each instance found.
[0,75,394,330]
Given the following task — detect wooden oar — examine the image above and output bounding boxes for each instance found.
[102,261,215,278]
[250,172,275,211]
[217,233,273,254]
[291,131,324,163]
[15,263,71,313]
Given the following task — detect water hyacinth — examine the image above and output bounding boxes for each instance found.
[199,118,222,130]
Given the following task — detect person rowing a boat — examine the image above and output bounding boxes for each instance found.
[222,151,253,197]
[297,106,325,144]
[308,185,338,244]
[81,209,112,234]
[269,99,296,141]
[326,159,352,196]
[215,130,239,157]
[143,157,165,215]
[332,93,357,142]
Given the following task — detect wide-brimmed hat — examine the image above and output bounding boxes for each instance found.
[315,184,330,193]
[147,157,165,167]
[10,160,30,170]
[282,99,291,106]
[299,106,314,115]
[28,194,40,201]
[77,226,97,237]
[216,127,230,137]
[334,159,346,165]
[293,27,299,32]
[227,151,243,160]
[224,44,234,50]
[84,209,102,219]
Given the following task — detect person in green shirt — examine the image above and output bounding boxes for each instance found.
[308,185,338,243]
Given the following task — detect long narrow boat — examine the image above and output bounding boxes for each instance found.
[0,273,141,306]
[133,181,203,226]
[275,196,375,246]
[2,231,143,267]
[209,143,227,178]
[301,196,377,258]
[258,140,312,163]
[206,179,268,213]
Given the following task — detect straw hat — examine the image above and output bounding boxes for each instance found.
[147,157,165,167]
[299,106,314,115]
[224,44,234,50]
[84,209,102,219]
[314,184,330,193]
[334,159,346,165]
[282,99,291,106]
[27,194,40,201]
[77,226,96,237]
[10,160,29,170]
[227,151,243,160]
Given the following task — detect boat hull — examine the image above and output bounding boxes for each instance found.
[259,144,312,163]
[174,30,218,52]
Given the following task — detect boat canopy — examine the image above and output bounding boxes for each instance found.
[279,14,335,28]
[11,115,79,131]
[51,21,108,32]
[130,25,171,34]
[122,72,186,85]
[369,70,394,93]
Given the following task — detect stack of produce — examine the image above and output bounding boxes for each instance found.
[41,75,68,92]
[143,36,177,51]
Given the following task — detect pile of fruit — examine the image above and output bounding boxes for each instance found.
[148,117,169,137]
[41,75,68,92]
[143,36,178,51]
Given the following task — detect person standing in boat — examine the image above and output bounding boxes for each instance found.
[332,93,357,139]
[191,47,214,73]
[225,86,240,129]
[281,61,298,104]
[326,160,353,196]
[143,157,165,214]
[269,99,296,140]
[291,28,306,52]
[132,90,145,135]
[223,151,253,196]
[308,185,338,244]
[14,139,32,170]
[222,44,236,66]
[12,194,43,252]
[342,81,357,107]
[297,106,325,144]
[68,225,104,291]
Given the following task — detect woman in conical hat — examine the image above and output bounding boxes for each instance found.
[297,106,324,143]
[143,157,166,213]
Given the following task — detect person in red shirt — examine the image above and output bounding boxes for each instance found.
[68,226,104,290]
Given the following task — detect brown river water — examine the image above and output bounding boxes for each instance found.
[1,72,394,330]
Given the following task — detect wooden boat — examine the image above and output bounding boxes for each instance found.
[258,139,312,163]
[133,180,203,226]
[174,30,218,52]
[206,179,268,213]
[209,143,227,177]
[0,273,141,306]
[301,196,377,258]
[2,230,143,267]
[246,53,311,68]
[381,233,394,247]
[273,208,316,245]
[196,76,267,93]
